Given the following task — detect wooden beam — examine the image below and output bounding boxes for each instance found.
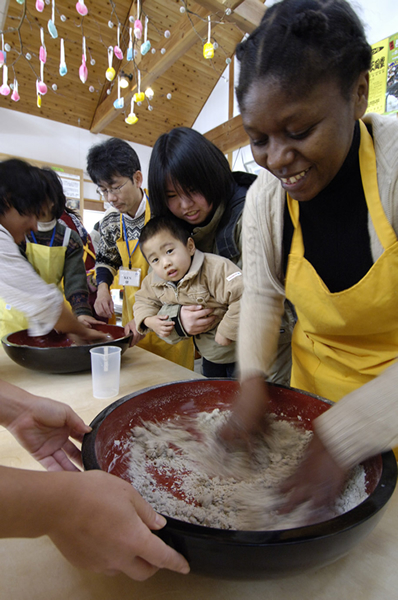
[194,0,265,34]
[204,114,249,154]
[90,6,210,134]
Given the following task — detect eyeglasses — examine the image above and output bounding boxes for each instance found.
[96,179,129,199]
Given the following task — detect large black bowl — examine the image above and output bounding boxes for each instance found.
[82,379,397,579]
[1,323,132,374]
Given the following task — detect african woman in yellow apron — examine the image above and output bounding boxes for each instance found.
[221,0,398,507]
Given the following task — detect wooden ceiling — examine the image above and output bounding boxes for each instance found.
[1,0,265,147]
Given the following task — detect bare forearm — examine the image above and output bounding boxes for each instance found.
[0,467,67,538]
[0,381,37,428]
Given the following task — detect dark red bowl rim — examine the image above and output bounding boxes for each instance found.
[82,379,398,545]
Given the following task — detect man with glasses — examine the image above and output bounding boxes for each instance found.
[86,137,193,369]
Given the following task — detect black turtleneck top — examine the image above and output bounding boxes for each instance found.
[282,121,374,293]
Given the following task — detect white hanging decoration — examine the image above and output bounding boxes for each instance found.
[113,76,124,109]
[59,38,67,76]
[79,36,88,83]
[141,16,151,55]
[145,87,154,100]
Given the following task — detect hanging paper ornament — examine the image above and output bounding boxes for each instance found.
[52,83,57,91]
[127,27,133,61]
[38,61,48,94]
[36,80,42,108]
[0,65,10,96]
[141,16,151,55]
[134,0,142,39]
[60,14,67,21]
[48,0,58,38]
[161,48,166,55]
[226,57,232,65]
[148,105,153,111]
[108,20,114,28]
[25,52,32,60]
[59,38,67,76]
[76,0,88,16]
[203,17,214,59]
[113,76,124,109]
[79,37,88,83]
[164,30,170,38]
[125,98,138,124]
[90,58,95,65]
[89,85,94,92]
[133,70,145,103]
[35,0,44,11]
[0,35,5,67]
[145,87,154,100]
[114,24,123,60]
[166,93,172,100]
[11,79,20,102]
[16,0,25,5]
[39,28,47,63]
[105,46,115,81]
[4,43,11,52]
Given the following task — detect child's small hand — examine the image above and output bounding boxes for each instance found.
[145,315,175,338]
[215,331,232,346]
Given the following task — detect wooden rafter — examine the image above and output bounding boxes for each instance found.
[204,113,248,154]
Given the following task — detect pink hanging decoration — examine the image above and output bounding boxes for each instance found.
[39,28,47,64]
[114,25,123,60]
[38,61,47,95]
[79,37,88,83]
[35,0,44,12]
[0,65,10,96]
[79,55,88,83]
[134,0,142,39]
[11,79,20,102]
[76,0,88,16]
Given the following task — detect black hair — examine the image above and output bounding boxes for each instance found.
[39,168,66,220]
[86,137,141,185]
[0,159,47,217]
[139,215,192,260]
[148,127,235,218]
[235,0,372,108]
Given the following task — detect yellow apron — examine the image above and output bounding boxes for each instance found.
[116,198,194,370]
[285,120,398,402]
[0,227,70,338]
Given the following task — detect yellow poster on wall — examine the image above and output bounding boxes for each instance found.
[385,32,398,114]
[366,38,389,115]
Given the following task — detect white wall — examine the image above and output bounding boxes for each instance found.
[0,106,152,199]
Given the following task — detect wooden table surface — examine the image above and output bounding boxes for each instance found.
[0,346,397,600]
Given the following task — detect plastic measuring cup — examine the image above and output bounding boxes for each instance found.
[90,346,121,399]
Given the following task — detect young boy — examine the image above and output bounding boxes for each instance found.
[134,215,243,378]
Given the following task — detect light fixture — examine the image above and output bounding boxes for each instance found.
[119,71,133,89]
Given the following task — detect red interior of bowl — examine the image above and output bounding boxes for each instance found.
[93,380,382,501]
[7,323,127,347]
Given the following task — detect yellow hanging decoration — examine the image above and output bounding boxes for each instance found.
[125,97,138,124]
[203,16,214,59]
[133,70,145,103]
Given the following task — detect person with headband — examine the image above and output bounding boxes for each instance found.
[223,0,398,510]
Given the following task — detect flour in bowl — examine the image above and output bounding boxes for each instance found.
[127,409,368,530]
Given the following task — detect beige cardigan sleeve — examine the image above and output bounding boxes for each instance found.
[315,362,398,469]
[237,172,287,381]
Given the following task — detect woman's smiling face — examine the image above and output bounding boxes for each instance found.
[241,74,368,202]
